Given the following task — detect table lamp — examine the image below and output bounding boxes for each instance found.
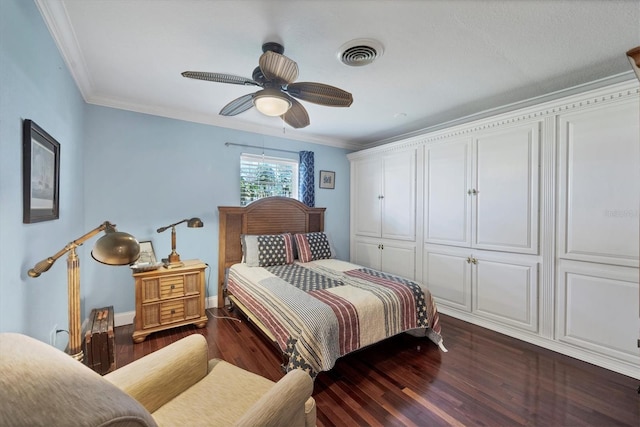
[156,217,203,267]
[27,221,140,362]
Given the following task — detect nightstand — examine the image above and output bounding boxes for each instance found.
[131,259,208,343]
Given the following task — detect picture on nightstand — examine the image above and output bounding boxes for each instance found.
[138,241,157,264]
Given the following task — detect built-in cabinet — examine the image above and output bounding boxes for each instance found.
[348,80,640,380]
[351,148,418,279]
[425,123,539,254]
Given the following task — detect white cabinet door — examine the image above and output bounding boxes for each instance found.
[424,122,540,255]
[472,251,538,332]
[353,238,416,280]
[381,150,416,241]
[380,242,416,280]
[557,99,640,267]
[556,259,639,366]
[423,245,472,312]
[353,239,382,270]
[423,244,538,331]
[352,157,382,237]
[473,123,540,254]
[425,138,472,246]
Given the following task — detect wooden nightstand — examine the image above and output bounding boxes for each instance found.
[131,259,208,343]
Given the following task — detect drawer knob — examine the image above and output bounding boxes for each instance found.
[171,309,175,314]
[170,284,175,289]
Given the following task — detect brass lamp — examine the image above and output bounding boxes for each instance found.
[27,221,140,362]
[156,217,203,267]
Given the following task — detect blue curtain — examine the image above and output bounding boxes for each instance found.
[299,151,315,207]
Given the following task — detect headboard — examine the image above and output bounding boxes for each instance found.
[217,197,326,307]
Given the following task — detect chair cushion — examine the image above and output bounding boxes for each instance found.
[151,359,275,426]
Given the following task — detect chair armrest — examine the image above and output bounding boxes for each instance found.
[233,369,314,427]
[105,334,209,413]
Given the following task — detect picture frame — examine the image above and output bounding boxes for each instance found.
[23,119,60,223]
[319,170,335,189]
[137,241,157,265]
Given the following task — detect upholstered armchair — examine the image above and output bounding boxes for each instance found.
[0,332,316,427]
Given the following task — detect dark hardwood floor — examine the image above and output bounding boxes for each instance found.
[115,308,639,426]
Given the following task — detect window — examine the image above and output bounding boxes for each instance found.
[240,153,298,206]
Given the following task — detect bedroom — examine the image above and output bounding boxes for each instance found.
[1,0,639,425]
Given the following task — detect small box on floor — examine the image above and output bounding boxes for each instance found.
[84,306,115,375]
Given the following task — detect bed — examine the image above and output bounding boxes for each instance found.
[218,197,445,377]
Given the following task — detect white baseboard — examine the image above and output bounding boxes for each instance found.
[112,296,219,327]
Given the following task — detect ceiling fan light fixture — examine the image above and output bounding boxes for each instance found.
[253,88,292,116]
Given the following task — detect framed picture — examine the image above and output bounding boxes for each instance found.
[138,241,157,265]
[23,119,60,223]
[319,170,335,189]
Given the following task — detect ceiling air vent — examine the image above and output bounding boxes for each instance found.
[338,39,384,67]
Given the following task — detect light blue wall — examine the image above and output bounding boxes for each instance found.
[0,0,350,343]
[81,105,351,314]
[0,0,86,347]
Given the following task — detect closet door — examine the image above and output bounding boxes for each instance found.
[381,149,416,241]
[473,122,540,254]
[352,157,382,237]
[557,99,640,267]
[424,138,472,247]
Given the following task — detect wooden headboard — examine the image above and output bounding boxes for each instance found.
[217,197,326,307]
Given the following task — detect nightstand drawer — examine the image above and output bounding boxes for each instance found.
[160,300,184,324]
[160,276,184,299]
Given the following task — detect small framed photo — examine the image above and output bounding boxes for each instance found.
[138,241,157,265]
[23,119,60,223]
[319,170,335,189]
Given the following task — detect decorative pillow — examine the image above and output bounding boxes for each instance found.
[241,233,294,267]
[294,232,333,263]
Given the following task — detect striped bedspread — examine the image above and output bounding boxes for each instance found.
[227,258,444,377]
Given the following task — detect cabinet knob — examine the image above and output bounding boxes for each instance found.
[472,189,479,195]
[170,284,175,289]
[471,257,478,264]
[378,195,384,199]
[466,256,472,263]
[467,189,472,195]
[170,309,175,314]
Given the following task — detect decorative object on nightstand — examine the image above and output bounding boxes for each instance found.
[156,217,203,268]
[27,222,140,362]
[131,259,208,343]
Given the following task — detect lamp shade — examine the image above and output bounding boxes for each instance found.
[253,89,292,116]
[187,217,204,228]
[92,231,140,265]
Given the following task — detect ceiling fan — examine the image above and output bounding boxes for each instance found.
[181,42,353,129]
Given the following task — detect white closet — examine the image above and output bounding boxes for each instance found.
[348,80,640,379]
[351,148,418,279]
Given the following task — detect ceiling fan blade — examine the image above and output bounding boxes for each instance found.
[286,82,353,107]
[219,93,255,116]
[259,51,299,85]
[282,97,310,129]
[182,71,260,86]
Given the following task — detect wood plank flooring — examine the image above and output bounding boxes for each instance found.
[114,308,639,426]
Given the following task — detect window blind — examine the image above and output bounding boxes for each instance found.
[240,153,298,206]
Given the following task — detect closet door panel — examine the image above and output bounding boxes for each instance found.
[424,139,472,246]
[558,100,640,267]
[353,157,382,237]
[382,150,416,241]
[556,260,639,364]
[473,123,540,254]
[423,245,472,312]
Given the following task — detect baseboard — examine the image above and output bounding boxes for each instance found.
[112,296,219,327]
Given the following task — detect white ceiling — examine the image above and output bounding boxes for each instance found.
[36,0,640,150]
